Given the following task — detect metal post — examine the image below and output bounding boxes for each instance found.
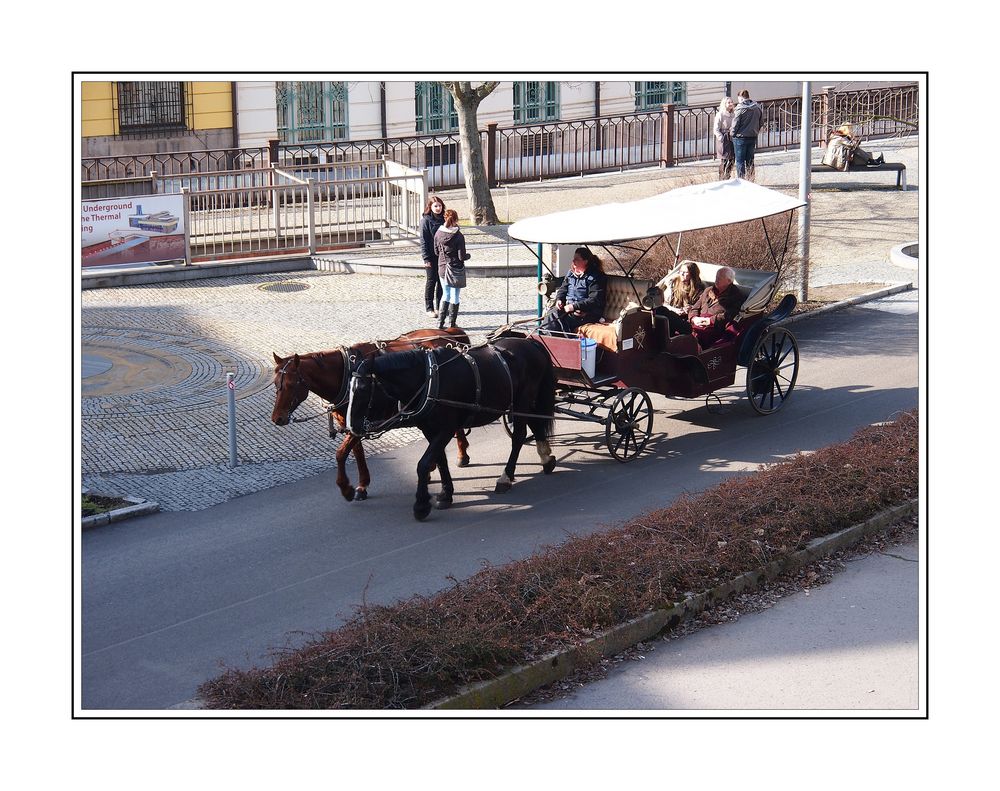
[798,82,811,303]
[536,243,544,317]
[181,186,192,266]
[226,372,238,467]
[486,123,497,188]
[306,177,316,255]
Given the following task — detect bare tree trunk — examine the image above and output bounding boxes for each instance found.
[443,81,499,225]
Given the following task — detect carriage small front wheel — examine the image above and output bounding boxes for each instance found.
[605,387,653,462]
[746,325,799,415]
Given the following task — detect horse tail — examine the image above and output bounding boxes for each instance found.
[530,343,557,442]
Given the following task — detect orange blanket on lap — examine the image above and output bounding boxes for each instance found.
[578,322,618,352]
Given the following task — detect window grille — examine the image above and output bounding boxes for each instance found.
[513,82,559,124]
[634,81,687,110]
[116,82,187,134]
[415,82,458,133]
[426,142,459,167]
[277,81,349,144]
[520,132,554,158]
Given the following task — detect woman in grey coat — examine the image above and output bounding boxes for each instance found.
[433,209,471,329]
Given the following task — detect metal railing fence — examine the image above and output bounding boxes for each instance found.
[83,84,917,194]
[181,159,426,262]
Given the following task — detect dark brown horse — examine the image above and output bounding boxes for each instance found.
[271,327,471,502]
[346,337,557,521]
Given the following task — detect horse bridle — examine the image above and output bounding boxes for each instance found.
[275,357,310,416]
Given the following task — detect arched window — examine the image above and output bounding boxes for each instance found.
[276,81,349,143]
[415,82,458,133]
[513,81,559,124]
[634,81,687,110]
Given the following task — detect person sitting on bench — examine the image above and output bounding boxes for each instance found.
[540,247,608,334]
[823,124,885,170]
[658,266,748,347]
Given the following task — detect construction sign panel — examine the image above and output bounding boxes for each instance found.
[81,195,185,268]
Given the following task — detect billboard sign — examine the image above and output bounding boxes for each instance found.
[81,195,185,268]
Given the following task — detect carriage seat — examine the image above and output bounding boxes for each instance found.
[577,274,652,352]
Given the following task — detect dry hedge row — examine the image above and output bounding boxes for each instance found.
[199,409,918,710]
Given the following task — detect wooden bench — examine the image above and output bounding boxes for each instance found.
[811,162,907,190]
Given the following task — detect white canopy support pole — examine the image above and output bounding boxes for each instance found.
[798,82,812,302]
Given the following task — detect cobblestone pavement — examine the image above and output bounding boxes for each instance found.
[81,140,920,511]
[82,272,539,510]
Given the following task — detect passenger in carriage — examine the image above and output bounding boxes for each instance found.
[540,247,608,334]
[667,261,706,312]
[658,266,747,347]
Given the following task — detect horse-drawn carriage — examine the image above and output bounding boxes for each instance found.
[274,178,805,517]
[500,178,805,462]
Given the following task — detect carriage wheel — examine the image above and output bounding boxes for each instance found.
[501,413,514,438]
[501,412,535,443]
[605,388,653,463]
[746,325,799,415]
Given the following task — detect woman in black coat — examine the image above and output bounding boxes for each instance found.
[420,195,446,317]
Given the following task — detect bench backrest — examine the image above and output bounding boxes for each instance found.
[603,274,652,322]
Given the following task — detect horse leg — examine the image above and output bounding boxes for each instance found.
[351,436,371,501]
[530,418,557,474]
[434,440,455,510]
[495,419,527,493]
[454,429,471,467]
[335,433,359,501]
[414,429,453,521]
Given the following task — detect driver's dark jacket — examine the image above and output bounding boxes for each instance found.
[554,267,608,323]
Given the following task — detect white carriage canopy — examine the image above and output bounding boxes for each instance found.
[508,178,806,246]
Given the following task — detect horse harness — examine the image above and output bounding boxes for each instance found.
[350,343,516,438]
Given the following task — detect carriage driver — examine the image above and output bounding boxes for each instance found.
[540,247,608,333]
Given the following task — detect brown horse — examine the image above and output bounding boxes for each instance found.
[272,328,471,502]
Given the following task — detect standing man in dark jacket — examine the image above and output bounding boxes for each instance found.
[731,89,764,179]
[420,196,446,318]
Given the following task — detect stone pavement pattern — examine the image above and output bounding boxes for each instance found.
[82,141,919,511]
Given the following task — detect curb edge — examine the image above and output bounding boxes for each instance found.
[426,499,918,710]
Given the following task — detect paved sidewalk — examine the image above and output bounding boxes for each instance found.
[81,140,919,511]
[525,535,920,712]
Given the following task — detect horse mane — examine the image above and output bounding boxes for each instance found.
[372,348,426,374]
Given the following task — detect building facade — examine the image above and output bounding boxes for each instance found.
[81,79,915,162]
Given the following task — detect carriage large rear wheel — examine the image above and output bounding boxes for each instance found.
[605,387,653,462]
[746,325,799,414]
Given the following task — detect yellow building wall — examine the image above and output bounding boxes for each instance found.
[82,82,116,137]
[80,81,232,136]
[191,82,232,130]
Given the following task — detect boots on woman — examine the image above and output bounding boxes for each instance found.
[437,302,450,329]
[448,302,460,329]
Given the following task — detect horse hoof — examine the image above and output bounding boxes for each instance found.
[457,456,471,468]
[494,480,512,494]
[353,488,368,501]
[340,489,356,502]
[543,456,556,474]
[414,501,432,520]
[435,495,453,510]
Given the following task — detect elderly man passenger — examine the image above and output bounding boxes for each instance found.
[658,266,747,348]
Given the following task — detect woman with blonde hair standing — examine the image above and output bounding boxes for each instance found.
[713,96,735,179]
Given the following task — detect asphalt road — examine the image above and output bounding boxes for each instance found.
[81,297,918,710]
